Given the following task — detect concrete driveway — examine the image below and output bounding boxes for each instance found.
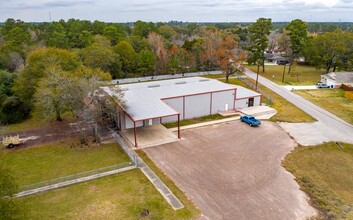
[143,121,316,220]
[243,68,353,145]
[282,85,318,90]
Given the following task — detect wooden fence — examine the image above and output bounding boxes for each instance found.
[341,84,353,91]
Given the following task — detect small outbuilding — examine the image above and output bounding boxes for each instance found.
[102,77,262,147]
[321,72,353,88]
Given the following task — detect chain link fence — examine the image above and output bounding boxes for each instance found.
[112,132,139,166]
[239,77,275,105]
[19,162,134,192]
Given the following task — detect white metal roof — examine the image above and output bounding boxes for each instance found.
[102,77,260,121]
[322,72,353,83]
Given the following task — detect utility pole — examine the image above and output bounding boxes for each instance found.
[282,64,286,83]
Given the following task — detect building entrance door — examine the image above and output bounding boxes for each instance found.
[248,98,254,107]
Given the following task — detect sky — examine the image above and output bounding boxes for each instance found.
[1,0,353,22]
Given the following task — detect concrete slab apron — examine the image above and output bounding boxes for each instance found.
[122,124,179,148]
[144,121,316,220]
[279,121,353,146]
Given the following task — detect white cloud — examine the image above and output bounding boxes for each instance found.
[0,0,352,22]
[291,0,339,7]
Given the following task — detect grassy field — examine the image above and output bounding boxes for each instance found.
[163,113,236,128]
[3,118,47,134]
[3,112,75,134]
[247,65,324,85]
[1,142,130,186]
[19,169,200,220]
[283,142,353,219]
[295,89,353,125]
[136,150,200,218]
[202,73,225,79]
[223,78,316,123]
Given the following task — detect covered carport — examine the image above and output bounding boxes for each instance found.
[121,124,179,148]
[117,104,181,148]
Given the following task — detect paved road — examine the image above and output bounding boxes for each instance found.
[244,68,353,145]
[282,85,318,90]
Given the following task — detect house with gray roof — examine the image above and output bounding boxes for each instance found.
[321,72,353,88]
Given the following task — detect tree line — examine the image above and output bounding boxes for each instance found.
[1,18,353,125]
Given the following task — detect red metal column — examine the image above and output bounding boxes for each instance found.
[233,88,237,110]
[134,121,138,148]
[210,92,213,114]
[177,114,181,139]
[183,96,185,119]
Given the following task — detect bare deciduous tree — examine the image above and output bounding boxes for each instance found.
[148,32,169,75]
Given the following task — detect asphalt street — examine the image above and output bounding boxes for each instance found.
[243,68,353,145]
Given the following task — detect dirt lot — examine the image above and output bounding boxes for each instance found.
[144,121,317,220]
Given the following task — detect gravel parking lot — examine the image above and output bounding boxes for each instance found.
[144,121,316,220]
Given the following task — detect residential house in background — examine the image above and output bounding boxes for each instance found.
[321,72,353,88]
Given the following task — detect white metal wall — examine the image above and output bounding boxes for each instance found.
[152,118,160,125]
[211,90,235,114]
[235,96,261,109]
[185,93,210,118]
[163,97,183,118]
[235,99,248,109]
[124,114,143,129]
[254,96,261,106]
[162,115,178,123]
[120,113,126,130]
[120,93,262,128]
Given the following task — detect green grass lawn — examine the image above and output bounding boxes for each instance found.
[3,112,75,134]
[163,113,237,129]
[3,118,47,134]
[222,78,316,123]
[202,73,225,79]
[18,169,200,220]
[283,142,353,219]
[295,89,353,125]
[247,64,324,85]
[1,142,130,186]
[136,150,200,218]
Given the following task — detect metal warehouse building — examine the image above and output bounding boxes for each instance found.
[102,77,262,147]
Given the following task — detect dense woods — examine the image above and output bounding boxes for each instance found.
[1,18,353,124]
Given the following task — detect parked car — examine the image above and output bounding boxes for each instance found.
[277,60,289,65]
[240,115,261,127]
[316,82,330,88]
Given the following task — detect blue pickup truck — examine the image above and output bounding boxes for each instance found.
[240,115,261,127]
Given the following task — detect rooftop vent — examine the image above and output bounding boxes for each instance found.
[199,79,210,82]
[148,84,160,88]
[175,81,186,85]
